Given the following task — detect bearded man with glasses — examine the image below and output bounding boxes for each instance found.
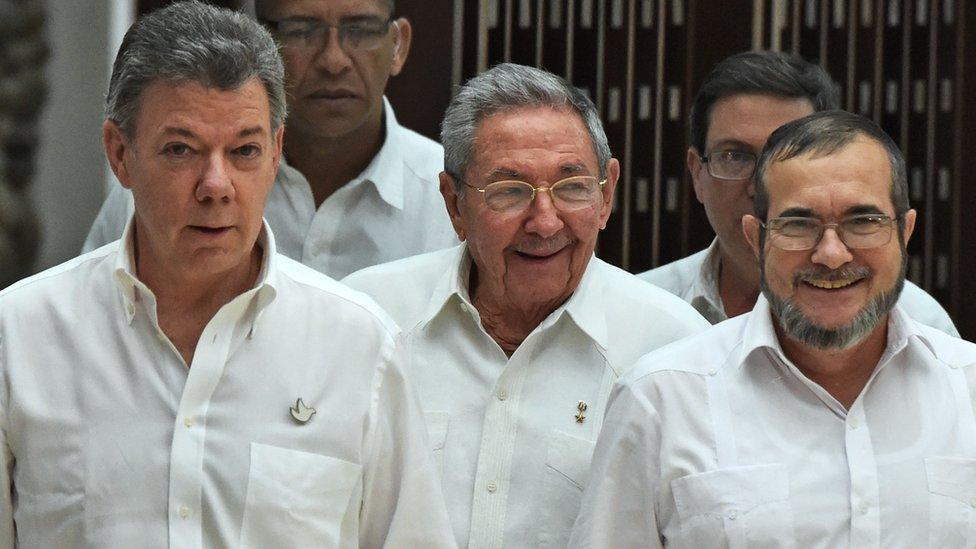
[637,51,957,336]
[83,0,458,279]
[570,111,976,548]
[344,63,708,548]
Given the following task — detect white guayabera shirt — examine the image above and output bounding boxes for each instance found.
[638,238,961,336]
[570,295,976,549]
[0,221,456,548]
[343,244,710,549]
[83,98,459,279]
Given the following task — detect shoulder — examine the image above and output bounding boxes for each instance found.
[910,320,976,368]
[394,123,444,177]
[273,255,398,335]
[0,244,118,313]
[342,246,459,326]
[624,313,749,383]
[636,249,709,296]
[897,281,959,336]
[591,258,709,328]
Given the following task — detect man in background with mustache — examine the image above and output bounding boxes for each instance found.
[571,111,976,548]
[83,0,457,279]
[344,63,708,548]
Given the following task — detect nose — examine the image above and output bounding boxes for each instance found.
[312,26,352,74]
[809,227,853,270]
[523,189,565,238]
[195,154,235,203]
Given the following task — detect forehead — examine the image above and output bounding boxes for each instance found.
[132,78,272,139]
[255,0,390,19]
[469,106,597,178]
[764,137,895,216]
[706,93,814,152]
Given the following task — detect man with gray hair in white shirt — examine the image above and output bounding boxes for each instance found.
[0,3,453,547]
[83,0,458,279]
[571,111,976,548]
[344,62,709,548]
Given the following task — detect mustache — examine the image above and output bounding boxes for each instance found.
[512,235,575,255]
[793,266,871,285]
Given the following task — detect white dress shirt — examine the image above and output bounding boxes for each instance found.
[343,245,709,548]
[83,98,459,279]
[570,295,976,549]
[638,238,960,335]
[0,221,455,548]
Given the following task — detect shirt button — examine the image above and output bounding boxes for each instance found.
[183,416,195,428]
[727,509,737,520]
[178,505,190,518]
[848,419,859,430]
[496,389,508,401]
[707,369,717,376]
[487,482,497,493]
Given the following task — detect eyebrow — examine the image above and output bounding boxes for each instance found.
[160,126,267,139]
[776,204,888,218]
[485,163,588,181]
[706,139,757,153]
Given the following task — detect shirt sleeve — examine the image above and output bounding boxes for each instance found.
[82,185,134,253]
[359,334,457,549]
[568,379,664,549]
[0,334,14,547]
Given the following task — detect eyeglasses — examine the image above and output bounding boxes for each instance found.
[453,174,608,214]
[263,17,395,52]
[699,150,758,181]
[761,214,900,251]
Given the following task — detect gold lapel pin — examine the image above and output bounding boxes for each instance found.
[575,400,588,423]
[290,398,316,423]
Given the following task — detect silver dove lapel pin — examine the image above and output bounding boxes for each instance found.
[290,398,316,423]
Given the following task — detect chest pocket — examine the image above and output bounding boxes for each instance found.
[670,463,795,549]
[925,456,976,548]
[240,442,362,548]
[537,430,596,548]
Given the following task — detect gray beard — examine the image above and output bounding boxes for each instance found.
[760,253,907,351]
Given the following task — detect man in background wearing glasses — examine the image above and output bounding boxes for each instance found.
[571,111,976,548]
[83,0,457,279]
[637,51,957,335]
[344,63,708,547]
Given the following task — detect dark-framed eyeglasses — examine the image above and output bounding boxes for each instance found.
[760,213,900,251]
[699,150,758,181]
[262,17,395,52]
[451,173,608,214]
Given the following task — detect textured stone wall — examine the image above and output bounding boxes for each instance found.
[0,0,46,288]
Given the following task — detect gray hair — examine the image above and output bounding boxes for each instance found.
[105,0,286,136]
[690,51,839,153]
[754,110,909,226]
[441,63,612,188]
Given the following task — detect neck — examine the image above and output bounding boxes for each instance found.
[469,267,568,357]
[284,113,386,208]
[776,318,889,410]
[716,247,760,318]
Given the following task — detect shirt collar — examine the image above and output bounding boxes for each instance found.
[418,244,608,350]
[357,97,406,210]
[739,292,938,368]
[113,216,280,335]
[689,238,727,324]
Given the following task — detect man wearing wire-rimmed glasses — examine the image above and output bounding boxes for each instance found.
[84,0,458,279]
[572,110,976,548]
[637,50,957,336]
[344,63,708,547]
